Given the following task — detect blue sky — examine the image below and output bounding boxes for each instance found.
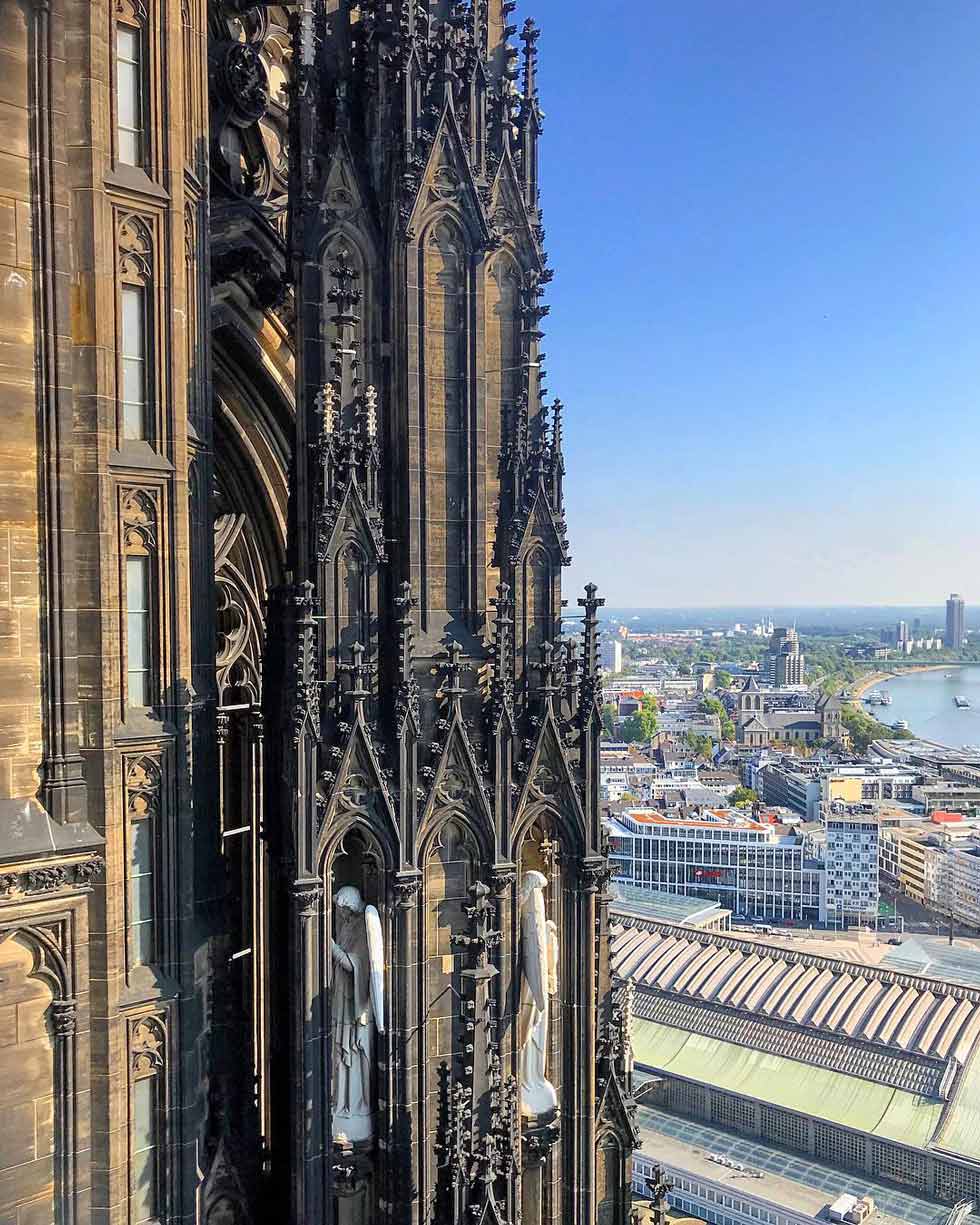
[532,0,980,607]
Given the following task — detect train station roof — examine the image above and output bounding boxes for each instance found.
[614,918,980,1162]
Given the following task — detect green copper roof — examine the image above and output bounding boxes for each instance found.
[934,1044,980,1163]
[632,1018,944,1152]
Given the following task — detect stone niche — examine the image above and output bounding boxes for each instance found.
[0,933,57,1225]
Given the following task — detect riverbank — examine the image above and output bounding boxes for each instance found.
[849,664,965,703]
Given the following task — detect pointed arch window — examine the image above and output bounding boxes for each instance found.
[117,215,156,445]
[121,489,159,711]
[115,4,147,168]
[121,285,148,439]
[125,756,162,970]
[127,555,152,707]
[130,1017,167,1223]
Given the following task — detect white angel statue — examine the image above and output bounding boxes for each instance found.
[518,869,559,1118]
[330,885,385,1143]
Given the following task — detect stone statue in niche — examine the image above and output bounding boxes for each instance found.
[518,869,559,1118]
[330,885,385,1143]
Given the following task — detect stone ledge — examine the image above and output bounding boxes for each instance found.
[0,795,103,864]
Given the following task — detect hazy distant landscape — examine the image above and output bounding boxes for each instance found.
[592,606,977,634]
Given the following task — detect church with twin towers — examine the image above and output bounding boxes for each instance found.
[0,0,636,1222]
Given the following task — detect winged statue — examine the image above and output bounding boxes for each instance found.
[330,884,385,1143]
[518,869,559,1118]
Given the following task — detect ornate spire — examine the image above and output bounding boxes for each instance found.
[442,639,466,713]
[394,580,420,732]
[338,641,371,715]
[578,582,605,719]
[489,581,515,728]
[519,19,540,106]
[551,396,563,460]
[531,639,561,713]
[327,247,361,412]
[314,251,385,561]
[562,636,579,713]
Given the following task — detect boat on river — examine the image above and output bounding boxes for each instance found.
[954,695,970,708]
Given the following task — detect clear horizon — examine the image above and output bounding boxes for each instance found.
[534,0,980,607]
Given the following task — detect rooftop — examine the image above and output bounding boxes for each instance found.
[616,807,768,831]
[610,883,730,928]
[637,1105,980,1225]
[613,920,980,1164]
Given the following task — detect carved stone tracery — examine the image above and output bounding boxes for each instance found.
[131,1015,166,1075]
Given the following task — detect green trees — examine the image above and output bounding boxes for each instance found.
[601,703,617,740]
[700,696,735,741]
[621,695,659,744]
[636,694,659,738]
[684,732,714,761]
[731,785,758,808]
[714,669,733,691]
[841,704,913,752]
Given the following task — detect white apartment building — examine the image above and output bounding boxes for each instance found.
[599,753,663,803]
[606,808,825,922]
[600,636,623,674]
[942,844,980,927]
[822,805,879,924]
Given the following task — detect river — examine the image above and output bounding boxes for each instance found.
[872,666,980,747]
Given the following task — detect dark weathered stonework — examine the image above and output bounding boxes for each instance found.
[0,0,633,1221]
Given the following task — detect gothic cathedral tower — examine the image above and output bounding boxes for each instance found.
[267,2,636,1222]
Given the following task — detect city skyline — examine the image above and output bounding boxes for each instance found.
[533,0,980,605]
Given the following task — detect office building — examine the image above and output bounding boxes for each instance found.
[946,593,966,650]
[601,636,624,674]
[767,627,806,686]
[605,808,825,922]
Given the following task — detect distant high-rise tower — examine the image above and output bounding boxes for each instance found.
[768,627,805,686]
[601,636,624,674]
[946,594,966,650]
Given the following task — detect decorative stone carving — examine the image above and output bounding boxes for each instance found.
[579,856,610,896]
[290,876,322,919]
[214,512,267,704]
[50,997,77,1038]
[121,488,158,551]
[220,43,269,127]
[330,886,384,1143]
[26,866,68,893]
[118,213,153,282]
[126,755,162,819]
[74,856,105,885]
[131,1015,166,1074]
[393,872,422,909]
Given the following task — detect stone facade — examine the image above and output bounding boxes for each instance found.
[0,0,634,1222]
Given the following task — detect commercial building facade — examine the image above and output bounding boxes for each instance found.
[606,809,825,922]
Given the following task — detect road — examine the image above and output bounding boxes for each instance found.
[881,884,980,940]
